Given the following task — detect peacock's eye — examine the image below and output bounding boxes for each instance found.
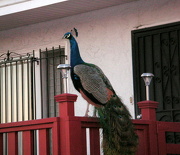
[67,34,71,38]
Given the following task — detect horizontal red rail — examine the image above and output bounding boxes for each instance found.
[0,117,59,132]
[166,144,180,154]
[157,121,180,132]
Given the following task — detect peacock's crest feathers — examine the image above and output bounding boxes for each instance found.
[71,28,78,37]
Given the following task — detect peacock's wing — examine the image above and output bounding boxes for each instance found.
[74,63,114,105]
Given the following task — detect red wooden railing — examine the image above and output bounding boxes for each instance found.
[0,93,180,155]
[157,121,180,154]
[134,100,180,155]
[0,117,60,155]
[0,94,101,155]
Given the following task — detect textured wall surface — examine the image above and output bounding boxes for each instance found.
[0,0,180,117]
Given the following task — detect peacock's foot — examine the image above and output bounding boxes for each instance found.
[84,112,97,118]
[84,113,90,117]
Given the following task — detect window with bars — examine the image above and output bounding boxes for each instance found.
[40,46,66,118]
[0,46,67,123]
[0,51,36,123]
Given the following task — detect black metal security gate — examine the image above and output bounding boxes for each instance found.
[132,22,180,148]
[0,51,36,123]
[132,22,180,147]
[132,22,180,122]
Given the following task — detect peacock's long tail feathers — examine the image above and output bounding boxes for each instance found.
[97,94,138,155]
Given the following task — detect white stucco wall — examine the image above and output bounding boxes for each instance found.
[0,0,180,118]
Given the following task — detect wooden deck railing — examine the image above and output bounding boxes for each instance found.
[157,121,180,154]
[134,100,180,155]
[0,93,180,155]
[0,94,101,155]
[0,117,60,155]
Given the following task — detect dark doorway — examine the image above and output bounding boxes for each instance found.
[132,22,180,122]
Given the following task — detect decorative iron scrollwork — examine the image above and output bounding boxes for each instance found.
[166,132,180,144]
[165,96,172,105]
[175,134,180,143]
[170,37,176,45]
[155,77,161,83]
[161,38,176,46]
[174,113,180,122]
[171,65,177,75]
[161,39,169,46]
[166,133,174,143]
[163,65,177,77]
[155,62,160,68]
[159,115,172,122]
[173,97,179,105]
[163,66,169,76]
[0,51,32,62]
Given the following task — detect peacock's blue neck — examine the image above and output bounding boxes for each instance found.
[69,37,84,68]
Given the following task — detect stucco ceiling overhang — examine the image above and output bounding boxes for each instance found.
[0,0,137,31]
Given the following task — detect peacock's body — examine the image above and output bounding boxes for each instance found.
[63,30,138,155]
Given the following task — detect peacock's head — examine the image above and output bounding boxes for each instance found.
[62,32,72,39]
[63,28,78,39]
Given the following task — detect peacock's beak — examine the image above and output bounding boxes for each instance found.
[62,35,65,39]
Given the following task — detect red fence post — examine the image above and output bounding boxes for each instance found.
[55,93,77,117]
[55,93,82,155]
[136,100,159,155]
[137,100,159,120]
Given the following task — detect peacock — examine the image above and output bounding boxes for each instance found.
[62,28,138,155]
